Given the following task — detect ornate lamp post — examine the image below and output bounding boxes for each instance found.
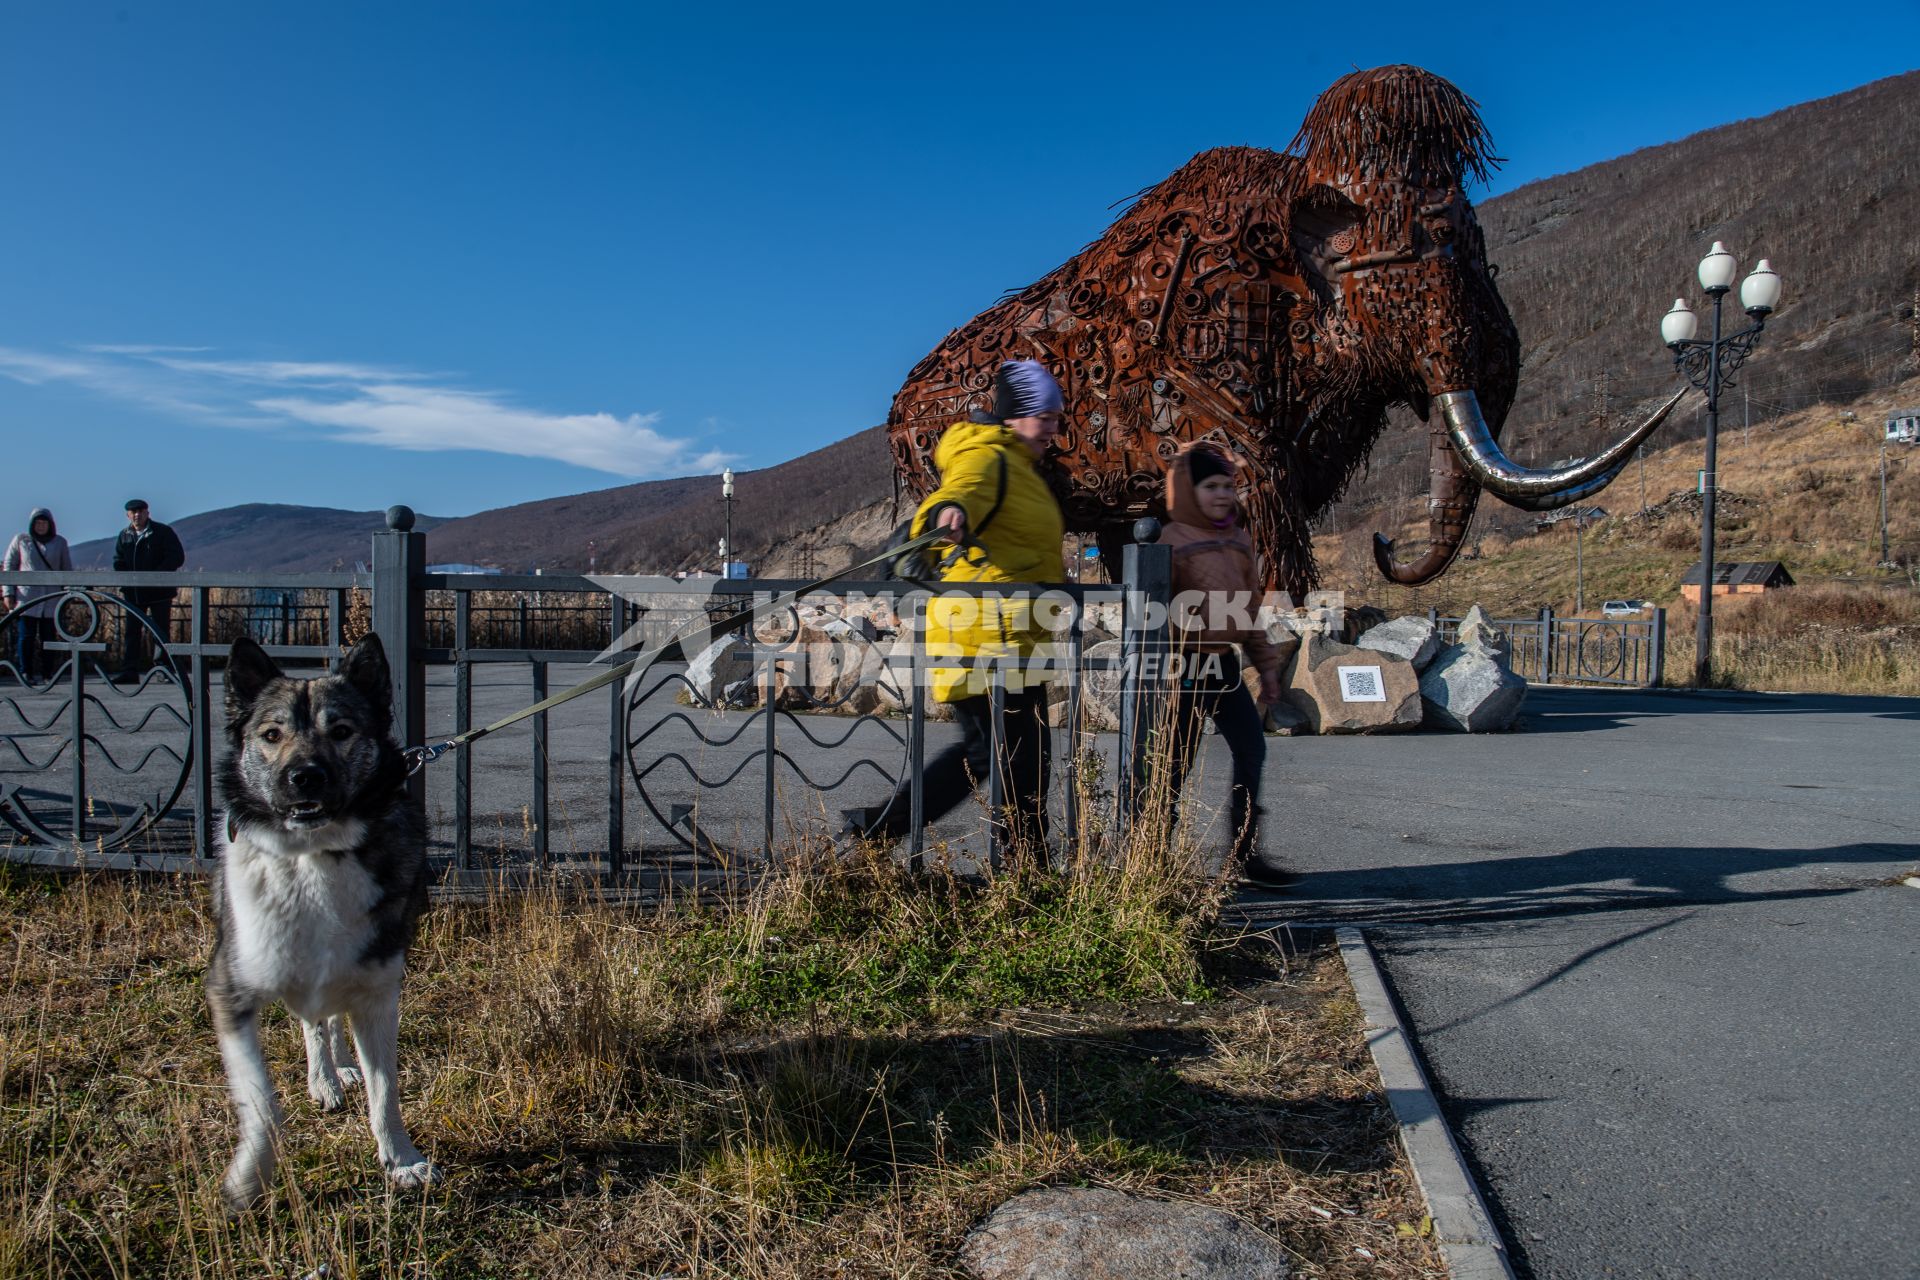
[1662,243,1783,686]
[721,467,736,577]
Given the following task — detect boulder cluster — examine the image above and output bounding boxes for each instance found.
[679,600,1527,734]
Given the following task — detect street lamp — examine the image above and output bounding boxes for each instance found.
[721,467,735,578]
[1662,242,1783,687]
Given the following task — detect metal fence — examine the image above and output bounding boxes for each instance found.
[0,523,1175,881]
[3,518,1668,878]
[1431,607,1667,687]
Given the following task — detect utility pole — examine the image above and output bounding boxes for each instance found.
[1638,444,1647,514]
[1743,387,1751,447]
[1911,284,1920,371]
[1880,435,1891,567]
[1574,509,1586,614]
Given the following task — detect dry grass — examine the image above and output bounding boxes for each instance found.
[1661,583,1920,693]
[0,851,1440,1280]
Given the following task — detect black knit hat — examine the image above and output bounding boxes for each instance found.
[1187,447,1233,485]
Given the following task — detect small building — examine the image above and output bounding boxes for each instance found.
[1887,409,1920,444]
[1679,560,1795,603]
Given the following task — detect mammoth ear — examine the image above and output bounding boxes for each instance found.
[225,637,283,728]
[339,634,393,734]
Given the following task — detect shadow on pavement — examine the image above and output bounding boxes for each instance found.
[1237,841,1915,927]
[1517,686,1920,734]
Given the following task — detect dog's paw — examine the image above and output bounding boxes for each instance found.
[308,1079,348,1111]
[384,1158,443,1190]
[335,1066,364,1090]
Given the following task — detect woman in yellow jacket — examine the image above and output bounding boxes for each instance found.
[848,359,1067,858]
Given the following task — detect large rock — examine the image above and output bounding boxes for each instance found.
[1261,699,1310,736]
[1356,615,1441,671]
[1421,607,1526,731]
[1283,635,1423,734]
[767,619,883,713]
[684,634,756,707]
[961,1186,1288,1280]
[1455,603,1513,660]
[871,636,954,721]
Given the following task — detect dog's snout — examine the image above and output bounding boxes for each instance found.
[287,763,327,795]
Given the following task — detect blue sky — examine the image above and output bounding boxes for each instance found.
[4,1,1916,546]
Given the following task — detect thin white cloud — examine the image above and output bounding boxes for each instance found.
[147,357,438,384]
[0,348,99,383]
[0,343,723,478]
[256,383,692,476]
[79,344,215,355]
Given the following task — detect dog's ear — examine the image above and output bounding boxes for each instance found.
[225,637,283,727]
[340,634,394,734]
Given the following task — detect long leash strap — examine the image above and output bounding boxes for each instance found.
[403,527,950,774]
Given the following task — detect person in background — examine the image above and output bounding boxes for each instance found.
[845,358,1069,863]
[112,499,186,678]
[3,508,73,683]
[1158,443,1294,889]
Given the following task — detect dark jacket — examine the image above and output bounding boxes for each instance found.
[113,519,186,605]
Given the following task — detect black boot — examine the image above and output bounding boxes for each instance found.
[1231,799,1296,889]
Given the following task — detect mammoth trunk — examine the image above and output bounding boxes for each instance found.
[1372,426,1480,585]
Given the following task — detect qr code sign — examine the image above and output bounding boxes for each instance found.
[1339,665,1387,702]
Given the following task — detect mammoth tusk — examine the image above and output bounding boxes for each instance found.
[1498,462,1635,513]
[1440,386,1688,500]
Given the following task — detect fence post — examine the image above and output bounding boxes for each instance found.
[1117,521,1171,822]
[1539,606,1556,685]
[1648,608,1667,688]
[371,506,428,805]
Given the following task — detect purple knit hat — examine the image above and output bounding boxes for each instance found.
[992,359,1064,421]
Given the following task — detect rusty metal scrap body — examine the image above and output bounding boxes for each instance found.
[886,65,1521,597]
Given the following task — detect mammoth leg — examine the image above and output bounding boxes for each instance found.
[1373,425,1481,585]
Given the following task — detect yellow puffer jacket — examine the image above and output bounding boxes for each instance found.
[910,422,1067,702]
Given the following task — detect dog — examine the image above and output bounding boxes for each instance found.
[207,633,438,1209]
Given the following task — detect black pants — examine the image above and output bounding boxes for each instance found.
[1164,652,1266,863]
[862,686,1052,858]
[122,598,173,672]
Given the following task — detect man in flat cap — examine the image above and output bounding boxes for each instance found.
[111,499,185,679]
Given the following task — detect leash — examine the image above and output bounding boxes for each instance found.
[401,527,951,775]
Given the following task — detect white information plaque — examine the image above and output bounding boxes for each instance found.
[1338,665,1387,703]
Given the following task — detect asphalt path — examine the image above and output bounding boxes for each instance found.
[1236,686,1920,1279]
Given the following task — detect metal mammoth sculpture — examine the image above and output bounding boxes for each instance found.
[887,64,1682,596]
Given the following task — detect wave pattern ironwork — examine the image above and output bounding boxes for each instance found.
[0,591,193,852]
[624,596,912,865]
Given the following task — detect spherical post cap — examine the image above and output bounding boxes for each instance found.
[1132,517,1163,545]
[385,505,416,532]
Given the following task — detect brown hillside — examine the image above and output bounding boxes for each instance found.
[1313,373,1920,618]
[426,426,897,574]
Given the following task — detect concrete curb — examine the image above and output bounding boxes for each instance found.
[1336,927,1517,1280]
